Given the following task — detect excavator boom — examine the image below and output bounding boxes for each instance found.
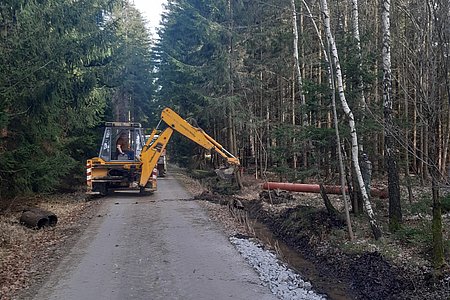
[139,127,173,187]
[139,108,240,187]
[160,108,240,166]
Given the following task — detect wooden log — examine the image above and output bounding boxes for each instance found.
[20,211,49,229]
[23,207,58,226]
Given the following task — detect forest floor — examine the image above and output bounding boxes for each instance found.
[0,192,102,299]
[0,169,450,300]
[181,170,450,300]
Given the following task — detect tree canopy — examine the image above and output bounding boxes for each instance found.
[0,0,154,197]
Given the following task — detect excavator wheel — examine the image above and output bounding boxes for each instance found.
[139,186,147,195]
[93,183,108,196]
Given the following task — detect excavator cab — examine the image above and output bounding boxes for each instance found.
[98,122,146,162]
[87,121,154,196]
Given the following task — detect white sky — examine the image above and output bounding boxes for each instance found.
[133,0,167,35]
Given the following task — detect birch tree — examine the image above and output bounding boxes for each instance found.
[291,0,307,126]
[350,0,366,110]
[381,0,402,232]
[320,0,381,240]
[300,0,354,240]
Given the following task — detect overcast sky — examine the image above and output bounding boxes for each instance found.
[133,0,167,34]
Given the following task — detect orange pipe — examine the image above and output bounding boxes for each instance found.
[262,182,388,199]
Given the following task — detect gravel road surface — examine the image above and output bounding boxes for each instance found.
[32,175,277,300]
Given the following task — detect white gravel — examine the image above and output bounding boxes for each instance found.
[230,237,326,300]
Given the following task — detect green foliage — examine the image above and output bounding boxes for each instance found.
[153,0,238,163]
[410,196,432,215]
[440,194,450,213]
[0,143,76,197]
[394,223,432,246]
[155,0,231,113]
[0,0,154,198]
[300,126,336,147]
[102,4,154,124]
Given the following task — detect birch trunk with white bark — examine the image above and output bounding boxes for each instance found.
[350,0,366,110]
[301,0,354,240]
[320,0,381,240]
[291,0,306,119]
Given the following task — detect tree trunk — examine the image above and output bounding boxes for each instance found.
[429,109,445,270]
[350,0,366,110]
[300,0,354,240]
[381,0,402,232]
[227,0,243,189]
[291,0,307,127]
[426,0,445,269]
[320,0,381,240]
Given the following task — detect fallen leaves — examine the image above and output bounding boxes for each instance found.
[0,192,99,300]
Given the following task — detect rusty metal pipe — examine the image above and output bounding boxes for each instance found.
[262,182,388,199]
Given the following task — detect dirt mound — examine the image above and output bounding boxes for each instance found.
[246,200,345,243]
[348,252,410,299]
[189,172,450,299]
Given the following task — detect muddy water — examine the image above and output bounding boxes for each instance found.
[250,221,352,300]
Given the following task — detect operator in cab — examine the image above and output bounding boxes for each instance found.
[116,132,134,160]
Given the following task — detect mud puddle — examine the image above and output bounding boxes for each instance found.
[250,220,351,300]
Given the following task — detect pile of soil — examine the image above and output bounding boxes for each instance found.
[251,201,407,299]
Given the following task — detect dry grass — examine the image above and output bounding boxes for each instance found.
[0,192,98,300]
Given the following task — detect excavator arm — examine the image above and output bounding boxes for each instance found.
[161,108,240,165]
[139,107,240,187]
[139,127,173,187]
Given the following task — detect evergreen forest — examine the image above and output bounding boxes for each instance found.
[1,0,449,268]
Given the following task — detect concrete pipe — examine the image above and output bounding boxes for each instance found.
[20,211,49,229]
[21,207,58,227]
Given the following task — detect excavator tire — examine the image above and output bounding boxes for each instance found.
[93,182,108,196]
[139,186,147,195]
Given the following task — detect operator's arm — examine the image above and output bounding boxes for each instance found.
[139,108,240,188]
[117,144,124,154]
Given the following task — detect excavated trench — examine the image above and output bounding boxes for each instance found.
[243,195,417,300]
[196,191,352,299]
[249,220,351,300]
[196,189,450,300]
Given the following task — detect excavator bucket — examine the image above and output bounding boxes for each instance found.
[214,166,237,180]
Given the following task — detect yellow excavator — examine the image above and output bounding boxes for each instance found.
[86,107,240,195]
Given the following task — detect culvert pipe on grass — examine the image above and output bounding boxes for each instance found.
[20,211,49,229]
[20,207,58,228]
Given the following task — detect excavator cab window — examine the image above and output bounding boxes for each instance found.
[98,123,145,162]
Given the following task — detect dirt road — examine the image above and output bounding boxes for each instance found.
[32,175,276,300]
